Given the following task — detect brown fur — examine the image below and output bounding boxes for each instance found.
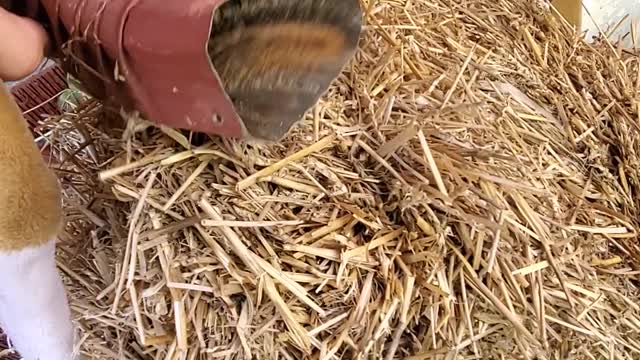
[209,0,362,141]
[552,0,582,29]
[0,84,62,251]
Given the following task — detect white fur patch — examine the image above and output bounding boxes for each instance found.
[0,239,80,360]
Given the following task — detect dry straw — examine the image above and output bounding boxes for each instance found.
[12,0,640,359]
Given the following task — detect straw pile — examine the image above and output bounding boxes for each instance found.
[17,0,640,359]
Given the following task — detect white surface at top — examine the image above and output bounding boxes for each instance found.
[582,0,640,47]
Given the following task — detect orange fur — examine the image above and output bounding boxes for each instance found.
[0,84,62,251]
[552,0,583,28]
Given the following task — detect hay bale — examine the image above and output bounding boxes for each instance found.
[34,0,640,359]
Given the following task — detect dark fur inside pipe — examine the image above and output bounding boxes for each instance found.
[209,0,363,141]
[0,0,363,142]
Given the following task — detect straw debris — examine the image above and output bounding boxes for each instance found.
[8,0,640,359]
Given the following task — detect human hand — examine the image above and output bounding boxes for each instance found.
[0,7,48,81]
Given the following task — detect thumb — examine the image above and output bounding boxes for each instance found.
[0,7,48,81]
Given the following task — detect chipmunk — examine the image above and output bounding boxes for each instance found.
[208,0,362,141]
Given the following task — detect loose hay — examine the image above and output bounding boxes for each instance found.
[26,0,640,359]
